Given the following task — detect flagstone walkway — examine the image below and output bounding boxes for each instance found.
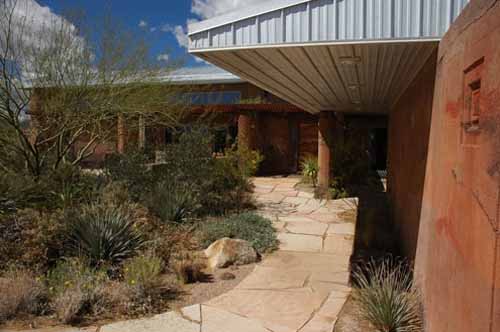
[10,177,357,332]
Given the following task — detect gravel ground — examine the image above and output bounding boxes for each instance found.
[334,297,371,332]
[171,263,256,309]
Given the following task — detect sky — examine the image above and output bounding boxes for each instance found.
[28,0,267,68]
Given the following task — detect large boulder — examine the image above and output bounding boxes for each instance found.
[204,238,258,270]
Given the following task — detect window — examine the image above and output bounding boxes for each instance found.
[462,58,484,146]
[183,91,241,105]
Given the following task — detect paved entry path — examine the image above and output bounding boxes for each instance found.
[70,177,357,332]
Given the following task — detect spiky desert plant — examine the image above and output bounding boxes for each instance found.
[300,155,319,187]
[68,204,145,266]
[147,181,200,223]
[352,257,423,332]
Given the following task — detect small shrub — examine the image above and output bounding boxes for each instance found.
[0,268,47,323]
[0,209,67,272]
[46,259,108,323]
[52,287,86,324]
[123,255,164,294]
[200,213,278,253]
[146,181,200,223]
[171,251,207,284]
[329,177,349,199]
[352,257,423,332]
[104,149,152,201]
[100,181,132,207]
[300,155,319,187]
[67,204,145,266]
[225,143,264,178]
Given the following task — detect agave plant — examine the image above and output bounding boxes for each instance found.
[352,257,423,332]
[147,181,200,223]
[67,204,145,266]
[300,155,319,187]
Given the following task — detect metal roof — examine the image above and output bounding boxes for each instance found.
[161,66,243,85]
[188,0,469,114]
[189,0,469,51]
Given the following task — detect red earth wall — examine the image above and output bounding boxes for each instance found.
[415,1,500,331]
[388,51,437,258]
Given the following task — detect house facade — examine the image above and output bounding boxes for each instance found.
[112,66,387,175]
[187,0,500,331]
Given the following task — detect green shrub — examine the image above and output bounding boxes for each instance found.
[0,165,103,213]
[152,127,255,217]
[104,149,153,201]
[100,181,132,207]
[200,213,278,253]
[225,143,264,178]
[300,155,319,187]
[352,258,423,332]
[146,181,200,223]
[67,204,145,266]
[123,255,164,292]
[198,156,254,215]
[46,259,108,323]
[0,267,47,323]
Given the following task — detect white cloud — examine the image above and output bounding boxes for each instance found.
[191,0,267,19]
[162,24,189,49]
[2,0,77,48]
[157,53,170,62]
[150,27,157,32]
[138,20,148,28]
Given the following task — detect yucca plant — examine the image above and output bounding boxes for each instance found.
[147,181,200,223]
[352,257,423,332]
[300,155,319,187]
[67,204,145,266]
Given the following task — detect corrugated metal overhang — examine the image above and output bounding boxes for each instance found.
[188,0,469,114]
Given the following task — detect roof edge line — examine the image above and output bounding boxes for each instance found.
[188,0,310,36]
[189,37,442,54]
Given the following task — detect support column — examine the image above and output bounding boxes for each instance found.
[117,115,126,154]
[238,112,257,150]
[318,111,333,191]
[138,116,146,150]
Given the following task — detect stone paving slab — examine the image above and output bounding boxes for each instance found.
[323,235,355,256]
[236,265,310,290]
[285,219,329,236]
[277,233,323,252]
[328,223,356,235]
[206,288,327,332]
[201,305,270,332]
[100,311,199,332]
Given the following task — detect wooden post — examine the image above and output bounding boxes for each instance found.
[318,111,333,192]
[117,115,126,154]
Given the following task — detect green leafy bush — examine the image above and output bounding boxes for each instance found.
[200,213,278,253]
[352,258,423,332]
[225,143,264,178]
[67,204,145,266]
[104,149,153,201]
[146,181,200,223]
[300,155,319,187]
[123,255,164,292]
[152,127,255,217]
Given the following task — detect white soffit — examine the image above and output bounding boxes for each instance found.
[188,0,469,113]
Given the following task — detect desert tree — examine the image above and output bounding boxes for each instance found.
[0,0,187,177]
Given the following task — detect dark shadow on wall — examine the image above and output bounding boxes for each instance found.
[347,177,404,283]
